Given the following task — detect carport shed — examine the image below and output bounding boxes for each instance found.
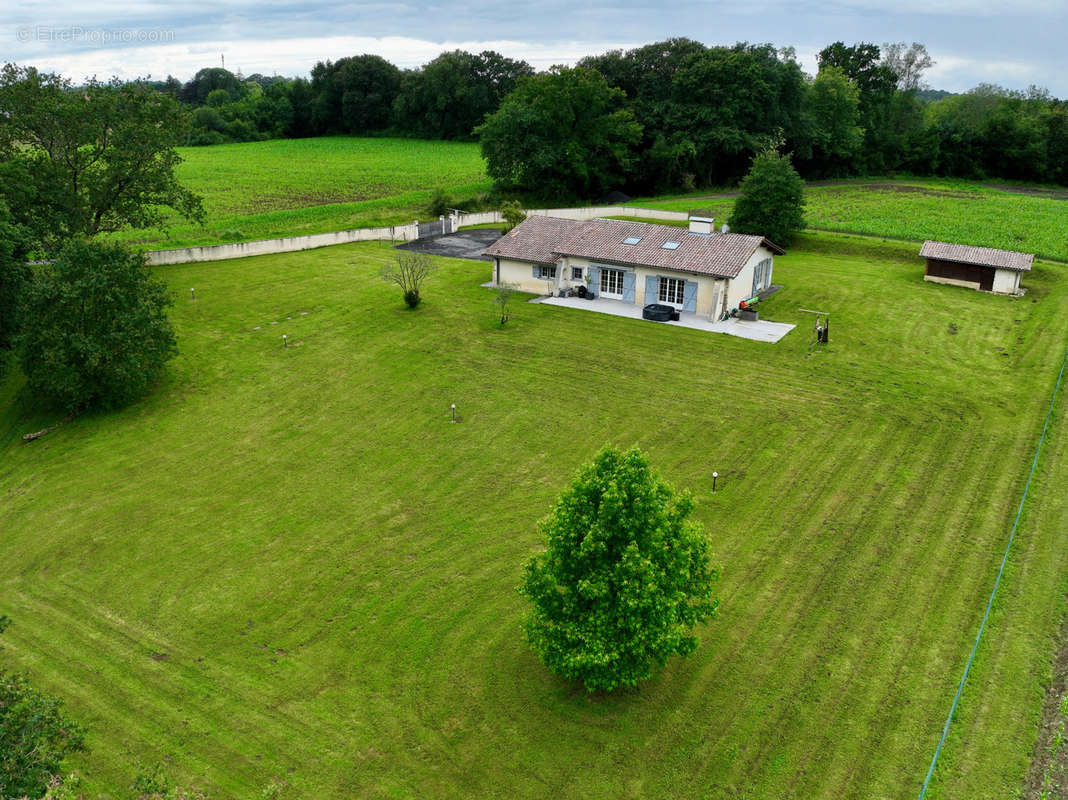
[920,241,1033,295]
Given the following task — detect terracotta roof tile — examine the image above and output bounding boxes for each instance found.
[920,240,1034,271]
[483,216,784,278]
[481,216,582,264]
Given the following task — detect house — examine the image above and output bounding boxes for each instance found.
[483,216,785,319]
[920,240,1032,295]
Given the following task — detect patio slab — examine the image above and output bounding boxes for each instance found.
[534,295,795,343]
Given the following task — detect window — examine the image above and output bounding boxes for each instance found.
[571,266,583,281]
[662,241,681,250]
[600,268,625,297]
[537,265,557,280]
[751,258,772,295]
[623,236,643,245]
[658,276,685,306]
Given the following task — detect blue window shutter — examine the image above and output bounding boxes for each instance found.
[683,280,698,313]
[645,275,658,304]
[752,262,760,296]
[766,259,773,287]
[622,271,636,303]
[588,266,600,296]
[532,265,540,279]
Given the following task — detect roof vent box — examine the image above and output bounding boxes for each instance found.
[689,216,714,234]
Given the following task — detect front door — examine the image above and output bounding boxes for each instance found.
[600,268,625,299]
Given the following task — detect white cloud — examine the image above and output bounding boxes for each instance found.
[926,54,1045,92]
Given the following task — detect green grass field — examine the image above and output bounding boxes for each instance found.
[112,137,491,249]
[635,179,1068,262]
[112,138,1068,263]
[2,231,1067,798]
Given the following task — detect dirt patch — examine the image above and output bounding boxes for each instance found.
[150,652,170,661]
[1025,619,1068,799]
[992,185,1068,201]
[811,182,980,199]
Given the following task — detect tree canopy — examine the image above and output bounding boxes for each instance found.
[392,50,533,140]
[310,55,402,134]
[520,447,719,691]
[0,64,205,252]
[476,66,641,199]
[803,66,865,176]
[728,148,806,247]
[0,201,30,363]
[16,239,178,412]
[150,40,1065,189]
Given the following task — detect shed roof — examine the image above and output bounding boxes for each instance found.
[920,240,1034,272]
[484,216,784,279]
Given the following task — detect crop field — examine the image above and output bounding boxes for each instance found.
[2,231,1067,798]
[113,137,490,249]
[115,136,1068,263]
[636,179,1068,262]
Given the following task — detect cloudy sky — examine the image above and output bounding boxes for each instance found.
[4,0,1067,96]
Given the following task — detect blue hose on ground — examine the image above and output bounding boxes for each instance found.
[917,338,1068,799]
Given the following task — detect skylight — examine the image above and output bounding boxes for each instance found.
[662,241,681,250]
[622,236,643,245]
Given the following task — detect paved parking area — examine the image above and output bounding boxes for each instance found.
[395,229,502,261]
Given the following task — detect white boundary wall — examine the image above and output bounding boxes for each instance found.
[146,223,420,266]
[145,206,689,266]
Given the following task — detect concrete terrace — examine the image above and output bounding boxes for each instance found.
[532,295,795,343]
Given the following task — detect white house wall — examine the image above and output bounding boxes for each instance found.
[725,246,775,311]
[492,251,775,319]
[494,257,561,294]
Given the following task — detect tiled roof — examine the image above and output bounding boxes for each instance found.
[920,240,1034,272]
[483,216,784,279]
[482,216,582,265]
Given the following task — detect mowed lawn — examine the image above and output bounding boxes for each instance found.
[1,233,1067,799]
[112,137,491,249]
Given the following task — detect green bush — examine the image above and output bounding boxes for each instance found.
[0,618,87,799]
[16,240,177,412]
[520,446,719,691]
[728,148,806,247]
[426,188,452,218]
[501,200,526,231]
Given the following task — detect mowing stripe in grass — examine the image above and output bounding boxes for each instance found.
[918,337,1068,799]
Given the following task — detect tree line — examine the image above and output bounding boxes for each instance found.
[147,49,533,146]
[147,39,1067,193]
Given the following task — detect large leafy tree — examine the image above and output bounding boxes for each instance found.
[393,50,533,140]
[666,43,807,186]
[880,42,934,92]
[520,447,719,692]
[16,239,177,412]
[0,64,205,253]
[816,42,899,172]
[310,55,402,134]
[581,40,806,191]
[476,66,641,199]
[0,201,30,368]
[0,617,87,799]
[728,148,805,246]
[179,67,247,105]
[804,66,865,176]
[581,38,709,192]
